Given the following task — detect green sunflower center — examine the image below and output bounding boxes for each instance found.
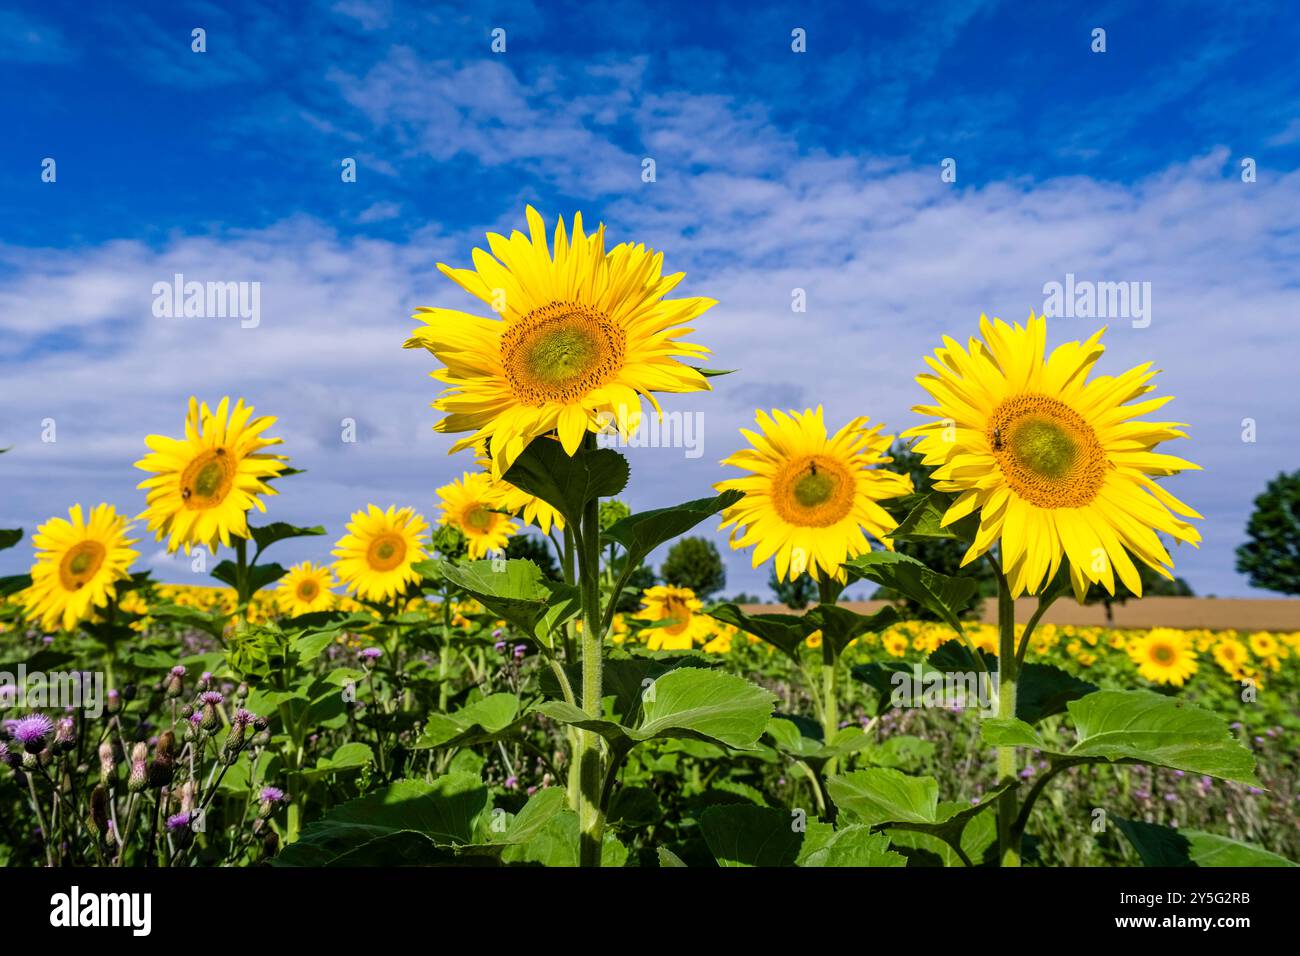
[989,395,1108,509]
[297,580,319,601]
[366,533,407,572]
[1151,644,1175,664]
[773,455,855,527]
[180,448,235,510]
[501,301,626,405]
[464,506,493,532]
[59,541,107,591]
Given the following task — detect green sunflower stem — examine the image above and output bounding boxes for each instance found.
[816,577,840,767]
[575,479,606,867]
[994,566,1021,867]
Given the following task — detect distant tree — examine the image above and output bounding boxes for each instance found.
[873,440,997,618]
[1236,470,1300,595]
[504,534,561,581]
[1084,562,1194,624]
[728,592,763,605]
[769,568,818,610]
[660,537,726,599]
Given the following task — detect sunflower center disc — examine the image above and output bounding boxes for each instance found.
[298,580,318,601]
[59,541,107,590]
[180,448,235,509]
[502,301,626,405]
[1152,644,1174,664]
[773,455,855,527]
[464,506,493,531]
[989,395,1107,509]
[663,597,691,635]
[367,533,407,572]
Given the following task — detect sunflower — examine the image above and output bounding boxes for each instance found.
[1211,637,1249,676]
[904,314,1202,601]
[404,206,715,477]
[1247,632,1282,659]
[1127,628,1198,686]
[636,585,713,651]
[332,505,429,602]
[436,472,519,559]
[135,397,286,553]
[277,562,336,616]
[716,407,913,583]
[473,446,564,534]
[883,632,910,658]
[23,504,138,631]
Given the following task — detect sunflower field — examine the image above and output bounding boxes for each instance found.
[1,208,1296,871]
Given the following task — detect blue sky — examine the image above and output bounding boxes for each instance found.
[2,0,1299,599]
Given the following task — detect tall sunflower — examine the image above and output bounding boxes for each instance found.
[24,504,138,631]
[332,505,428,602]
[404,206,715,477]
[904,314,1202,601]
[277,562,336,616]
[635,585,713,651]
[435,472,519,559]
[716,407,913,583]
[1127,628,1198,686]
[135,397,286,553]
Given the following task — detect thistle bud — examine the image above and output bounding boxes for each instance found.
[198,691,223,733]
[106,688,122,714]
[54,717,76,754]
[236,682,250,701]
[179,780,197,815]
[88,785,110,841]
[127,743,149,792]
[261,831,280,859]
[164,666,186,699]
[98,741,116,785]
[148,731,176,789]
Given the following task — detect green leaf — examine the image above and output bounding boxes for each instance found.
[981,718,1044,748]
[435,558,579,647]
[804,602,900,656]
[698,804,807,867]
[536,667,776,754]
[799,825,907,867]
[248,522,326,555]
[765,717,875,767]
[827,768,1006,855]
[414,693,524,750]
[705,603,813,661]
[498,811,628,867]
[538,651,717,722]
[274,775,489,866]
[1183,831,1297,867]
[1015,663,1098,724]
[299,742,374,780]
[211,560,287,594]
[1018,690,1261,785]
[843,551,978,633]
[889,491,978,543]
[502,439,629,529]
[688,366,737,378]
[0,573,33,598]
[657,846,688,867]
[0,528,22,551]
[1112,816,1194,867]
[601,490,743,569]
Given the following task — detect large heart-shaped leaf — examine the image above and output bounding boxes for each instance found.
[981,690,1260,785]
[843,551,978,632]
[274,775,490,866]
[799,825,908,867]
[705,603,813,661]
[298,742,374,781]
[804,602,900,656]
[435,558,579,647]
[1114,817,1296,867]
[536,668,776,754]
[502,439,629,528]
[414,693,525,750]
[601,491,743,569]
[698,804,811,867]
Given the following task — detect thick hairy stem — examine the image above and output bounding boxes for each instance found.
[575,484,606,867]
[994,569,1021,867]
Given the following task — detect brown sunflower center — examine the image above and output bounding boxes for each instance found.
[366,533,407,572]
[989,395,1107,508]
[180,448,235,510]
[500,301,626,405]
[772,454,855,527]
[297,579,320,602]
[1150,643,1175,664]
[58,540,107,591]
[662,596,691,635]
[463,505,494,533]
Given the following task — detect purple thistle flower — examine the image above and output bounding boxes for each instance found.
[233,708,258,727]
[513,644,527,660]
[1248,786,1264,795]
[504,775,519,790]
[201,672,213,683]
[492,628,503,639]
[170,665,186,677]
[9,713,54,753]
[494,640,507,652]
[199,691,224,706]
[260,786,285,804]
[359,647,383,661]
[166,812,193,833]
[188,711,203,727]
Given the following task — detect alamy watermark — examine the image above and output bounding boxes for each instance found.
[1042,273,1151,328]
[0,667,106,718]
[890,666,997,716]
[595,405,704,459]
[152,273,261,328]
